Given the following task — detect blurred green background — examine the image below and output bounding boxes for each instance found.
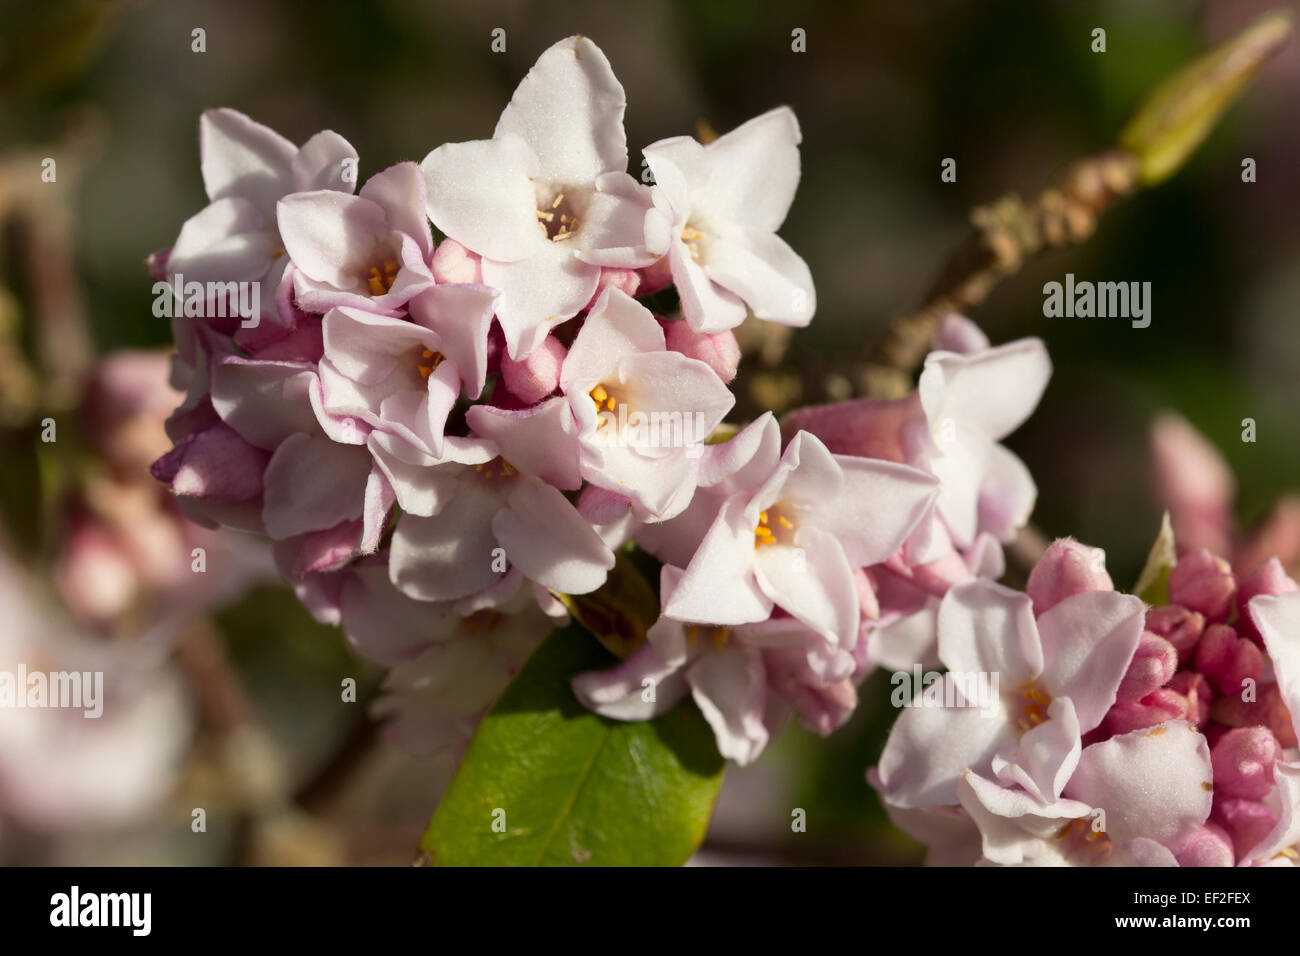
[2,0,1296,864]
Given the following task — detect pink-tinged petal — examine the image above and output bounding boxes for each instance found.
[1064,721,1213,851]
[753,529,859,648]
[199,108,295,215]
[573,172,654,268]
[869,771,985,866]
[407,283,500,399]
[261,432,371,539]
[937,580,1043,686]
[500,333,566,404]
[467,399,581,490]
[699,412,781,491]
[359,161,432,258]
[483,243,600,359]
[494,36,627,184]
[1150,412,1236,559]
[1036,589,1146,732]
[1025,537,1114,616]
[703,229,814,326]
[339,557,461,665]
[494,478,614,594]
[166,197,276,284]
[291,129,358,193]
[695,106,801,233]
[571,643,688,721]
[916,433,985,552]
[670,241,748,333]
[389,485,502,601]
[361,466,394,553]
[153,421,268,502]
[209,357,317,450]
[867,599,942,671]
[365,432,466,518]
[1249,591,1300,743]
[977,442,1038,542]
[616,349,733,443]
[1244,760,1300,862]
[421,134,539,262]
[277,520,365,576]
[876,679,1017,808]
[685,644,769,765]
[277,191,390,289]
[932,314,990,354]
[579,437,699,520]
[816,456,939,567]
[919,337,1052,442]
[957,771,1094,866]
[666,496,773,626]
[561,287,665,391]
[322,305,433,384]
[992,697,1082,803]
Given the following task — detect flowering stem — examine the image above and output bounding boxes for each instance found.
[859,9,1293,400]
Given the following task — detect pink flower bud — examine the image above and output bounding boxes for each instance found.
[780,393,919,464]
[1195,624,1262,697]
[1144,604,1205,665]
[429,238,482,284]
[1168,549,1237,623]
[587,267,640,309]
[1237,556,1300,644]
[499,334,566,405]
[1174,823,1235,868]
[152,422,268,503]
[635,255,673,296]
[1105,688,1187,735]
[1210,726,1279,799]
[1025,538,1114,616]
[910,551,972,598]
[1115,632,1178,703]
[660,319,741,383]
[1236,495,1300,574]
[1211,797,1276,863]
[1168,671,1213,727]
[1149,413,1235,559]
[1211,683,1298,749]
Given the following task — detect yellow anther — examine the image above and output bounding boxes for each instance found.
[366,258,400,295]
[777,515,794,530]
[552,193,564,208]
[416,347,445,379]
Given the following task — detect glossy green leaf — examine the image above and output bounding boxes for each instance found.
[421,625,724,866]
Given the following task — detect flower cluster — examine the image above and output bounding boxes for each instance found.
[872,540,1300,867]
[149,36,861,764]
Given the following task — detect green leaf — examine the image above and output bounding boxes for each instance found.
[1134,511,1177,605]
[421,625,725,866]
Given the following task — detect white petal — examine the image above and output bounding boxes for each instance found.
[494,36,627,184]
[420,134,540,262]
